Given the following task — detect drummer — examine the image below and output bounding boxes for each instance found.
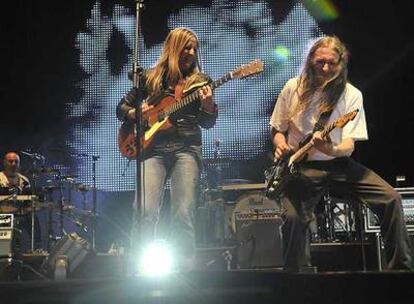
[0,151,41,253]
[0,151,31,195]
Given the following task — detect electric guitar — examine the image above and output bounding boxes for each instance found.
[265,109,359,198]
[118,59,264,159]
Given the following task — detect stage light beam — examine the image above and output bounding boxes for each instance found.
[137,240,175,277]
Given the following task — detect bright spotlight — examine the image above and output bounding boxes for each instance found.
[272,45,290,63]
[138,240,175,277]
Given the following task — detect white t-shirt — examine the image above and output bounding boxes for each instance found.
[270,77,368,161]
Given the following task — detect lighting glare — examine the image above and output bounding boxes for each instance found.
[138,240,174,277]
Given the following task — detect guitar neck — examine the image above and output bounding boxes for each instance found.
[289,120,337,164]
[165,72,233,116]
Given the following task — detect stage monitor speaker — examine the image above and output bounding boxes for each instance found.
[233,192,283,269]
[42,232,91,277]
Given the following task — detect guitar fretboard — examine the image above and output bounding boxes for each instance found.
[289,117,346,165]
[165,72,233,116]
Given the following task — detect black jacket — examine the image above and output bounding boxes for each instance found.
[116,72,218,152]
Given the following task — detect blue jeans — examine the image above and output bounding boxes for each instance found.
[131,145,201,266]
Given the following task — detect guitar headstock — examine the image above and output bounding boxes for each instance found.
[232,59,264,79]
[335,109,359,128]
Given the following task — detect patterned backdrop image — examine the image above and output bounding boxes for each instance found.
[68,0,324,192]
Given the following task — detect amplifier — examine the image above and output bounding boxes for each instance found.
[365,187,414,232]
[235,214,283,269]
[0,229,13,258]
[232,192,283,268]
[0,214,13,229]
[0,214,14,258]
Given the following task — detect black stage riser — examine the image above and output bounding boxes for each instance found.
[1,271,414,304]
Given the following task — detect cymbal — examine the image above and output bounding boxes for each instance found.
[55,174,78,181]
[28,167,60,175]
[42,185,60,191]
[72,208,94,216]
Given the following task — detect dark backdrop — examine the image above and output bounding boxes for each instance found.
[1,0,413,185]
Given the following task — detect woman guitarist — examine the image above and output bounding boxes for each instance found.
[116,28,217,271]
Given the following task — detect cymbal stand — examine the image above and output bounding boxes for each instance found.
[25,152,45,252]
[91,155,100,251]
[66,178,87,233]
[72,185,91,236]
[31,202,35,252]
[50,149,100,250]
[44,185,55,250]
[213,139,223,188]
[67,177,74,209]
[77,184,89,210]
[213,139,225,244]
[56,172,66,237]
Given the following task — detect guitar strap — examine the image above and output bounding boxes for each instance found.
[313,109,334,133]
[293,109,334,167]
[174,80,185,100]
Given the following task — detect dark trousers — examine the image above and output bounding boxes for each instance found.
[281,157,412,272]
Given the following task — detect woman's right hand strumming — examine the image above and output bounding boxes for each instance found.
[126,103,154,121]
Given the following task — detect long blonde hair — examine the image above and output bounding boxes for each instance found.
[296,36,349,114]
[146,28,204,97]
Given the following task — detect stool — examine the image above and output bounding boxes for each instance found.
[312,192,359,243]
[311,191,371,271]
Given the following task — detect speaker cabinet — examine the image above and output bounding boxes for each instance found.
[235,216,283,269]
[0,229,13,258]
[42,232,90,276]
[233,192,283,269]
[0,214,13,258]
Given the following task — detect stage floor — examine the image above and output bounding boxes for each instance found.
[1,270,414,304]
[1,259,413,304]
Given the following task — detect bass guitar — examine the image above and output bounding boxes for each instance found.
[118,59,264,159]
[265,109,359,198]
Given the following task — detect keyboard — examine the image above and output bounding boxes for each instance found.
[0,195,38,202]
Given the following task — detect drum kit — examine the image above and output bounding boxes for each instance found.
[199,145,357,248]
[199,141,276,247]
[0,150,95,257]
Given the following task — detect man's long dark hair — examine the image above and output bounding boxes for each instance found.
[297,36,350,114]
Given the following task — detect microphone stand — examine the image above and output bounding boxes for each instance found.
[132,0,145,253]
[73,152,100,251]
